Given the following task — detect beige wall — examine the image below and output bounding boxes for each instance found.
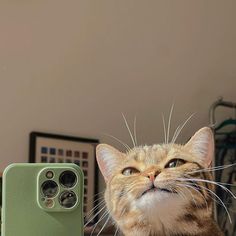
[0,0,236,191]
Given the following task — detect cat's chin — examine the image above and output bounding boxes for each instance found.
[136,189,185,224]
[136,187,182,211]
[138,187,174,202]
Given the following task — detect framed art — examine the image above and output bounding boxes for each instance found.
[29,132,99,224]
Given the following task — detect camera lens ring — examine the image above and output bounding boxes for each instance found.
[59,171,77,188]
[41,180,58,198]
[59,191,77,208]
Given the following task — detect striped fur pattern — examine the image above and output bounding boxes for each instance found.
[96,127,223,236]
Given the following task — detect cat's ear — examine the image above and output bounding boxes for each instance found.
[184,127,214,167]
[96,144,125,182]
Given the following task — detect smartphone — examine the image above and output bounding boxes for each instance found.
[2,163,84,236]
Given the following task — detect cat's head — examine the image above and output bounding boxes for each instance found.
[96,127,214,234]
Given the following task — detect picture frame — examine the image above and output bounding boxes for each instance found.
[29,132,99,224]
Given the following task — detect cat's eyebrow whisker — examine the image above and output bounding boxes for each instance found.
[162,114,167,144]
[167,103,175,144]
[122,113,136,147]
[171,125,181,144]
[103,133,131,151]
[133,116,138,146]
[171,113,195,144]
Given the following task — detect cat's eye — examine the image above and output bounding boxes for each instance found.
[165,159,186,168]
[122,167,140,176]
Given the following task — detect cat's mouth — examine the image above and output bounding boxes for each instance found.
[141,185,176,196]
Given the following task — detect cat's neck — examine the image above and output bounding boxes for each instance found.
[122,221,223,236]
[118,207,222,236]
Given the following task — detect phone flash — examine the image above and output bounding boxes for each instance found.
[45,199,54,208]
[46,171,54,179]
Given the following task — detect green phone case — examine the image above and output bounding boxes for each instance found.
[2,163,84,236]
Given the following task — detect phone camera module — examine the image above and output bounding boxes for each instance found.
[59,191,77,208]
[41,180,58,198]
[59,171,77,188]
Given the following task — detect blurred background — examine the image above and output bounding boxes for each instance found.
[0,0,236,235]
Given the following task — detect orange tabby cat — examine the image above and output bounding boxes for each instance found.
[96,127,223,236]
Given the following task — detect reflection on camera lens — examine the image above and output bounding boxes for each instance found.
[59,191,77,208]
[46,171,54,179]
[41,180,58,198]
[59,171,77,188]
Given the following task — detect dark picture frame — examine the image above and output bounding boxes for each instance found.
[29,132,99,224]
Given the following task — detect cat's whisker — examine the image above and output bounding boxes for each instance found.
[171,113,195,144]
[186,163,236,175]
[175,186,188,201]
[122,113,136,147]
[167,103,174,143]
[181,177,236,199]
[96,214,111,236]
[166,175,222,207]
[180,181,227,211]
[114,226,119,236]
[193,183,232,223]
[86,199,105,219]
[186,184,209,211]
[180,184,198,208]
[176,183,209,212]
[91,191,105,199]
[90,210,109,236]
[85,193,105,214]
[171,125,181,144]
[176,179,232,223]
[184,182,225,211]
[103,133,131,151]
[112,209,128,236]
[86,193,105,206]
[134,116,138,146]
[84,205,107,227]
[162,113,167,144]
[86,199,106,220]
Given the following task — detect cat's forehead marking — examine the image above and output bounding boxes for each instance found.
[126,144,169,164]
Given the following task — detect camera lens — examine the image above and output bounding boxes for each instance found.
[41,180,58,198]
[59,191,77,208]
[46,171,54,179]
[59,171,77,188]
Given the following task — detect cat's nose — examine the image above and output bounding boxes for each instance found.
[147,172,160,182]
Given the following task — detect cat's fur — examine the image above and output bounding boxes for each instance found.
[96,127,223,236]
